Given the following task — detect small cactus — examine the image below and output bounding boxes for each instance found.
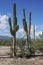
[8,3,19,57]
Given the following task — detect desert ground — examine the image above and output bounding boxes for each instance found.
[0,57,43,65]
[0,46,43,65]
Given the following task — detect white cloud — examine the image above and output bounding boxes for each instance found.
[31,25,43,39]
[0,15,8,23]
[0,24,5,29]
[18,28,24,32]
[0,15,10,36]
[35,25,43,36]
[17,28,25,38]
[35,31,42,36]
[0,14,43,38]
[17,25,43,38]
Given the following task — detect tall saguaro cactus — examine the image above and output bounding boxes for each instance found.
[23,9,31,38]
[33,26,35,40]
[22,9,31,55]
[8,3,19,56]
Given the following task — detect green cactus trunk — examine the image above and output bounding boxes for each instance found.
[13,33,16,56]
[22,9,31,56]
[8,3,19,57]
[27,35,29,46]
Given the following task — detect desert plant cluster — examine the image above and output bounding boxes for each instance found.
[8,3,43,57]
[8,3,34,57]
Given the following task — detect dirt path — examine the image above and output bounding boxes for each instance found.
[0,46,11,56]
[0,46,43,65]
[0,57,43,65]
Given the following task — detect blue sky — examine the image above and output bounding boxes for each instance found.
[0,0,43,38]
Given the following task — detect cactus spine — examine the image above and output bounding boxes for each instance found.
[22,9,31,55]
[8,3,19,57]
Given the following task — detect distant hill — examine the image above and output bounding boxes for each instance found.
[0,35,11,40]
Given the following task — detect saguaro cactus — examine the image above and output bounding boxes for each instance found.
[33,26,35,40]
[22,9,31,55]
[23,9,31,39]
[8,3,19,56]
[22,9,31,40]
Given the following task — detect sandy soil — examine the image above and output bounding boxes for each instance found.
[0,46,43,65]
[0,57,43,65]
[0,46,11,56]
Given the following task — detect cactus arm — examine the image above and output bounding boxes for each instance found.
[28,12,31,35]
[23,19,27,32]
[8,17,12,29]
[22,9,28,33]
[14,25,19,32]
[23,9,25,18]
[8,17,14,36]
[29,12,31,31]
[8,17,13,34]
